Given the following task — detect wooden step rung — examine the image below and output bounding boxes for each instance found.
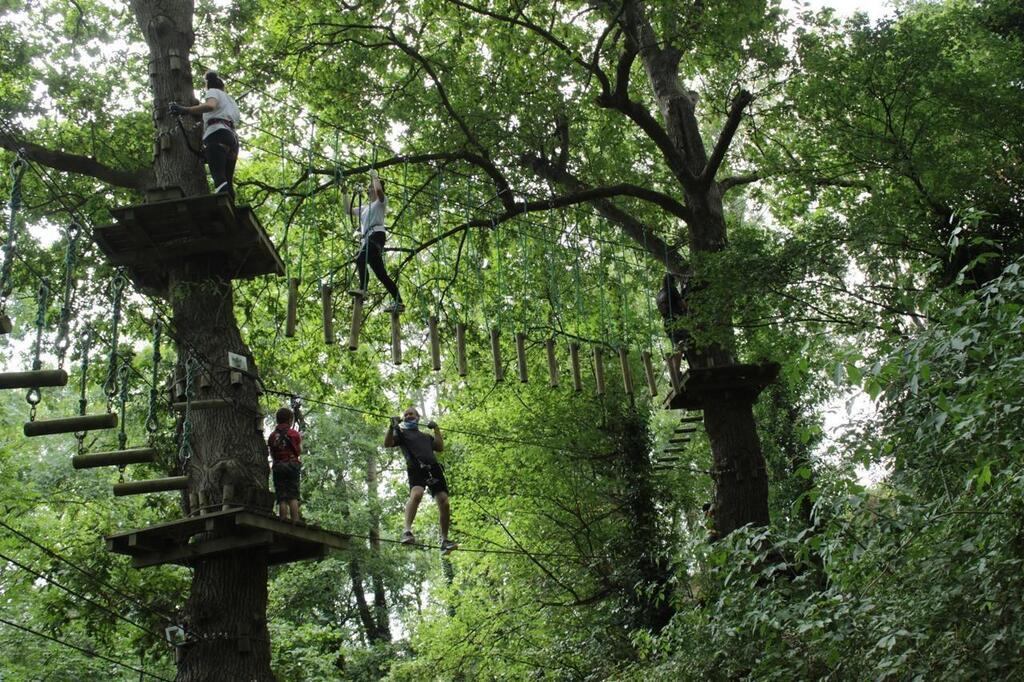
[73,447,157,469]
[455,323,468,376]
[25,413,117,437]
[546,338,559,388]
[569,342,582,392]
[515,332,528,383]
[641,351,658,397]
[0,369,69,390]
[490,327,503,382]
[113,476,189,496]
[285,277,299,338]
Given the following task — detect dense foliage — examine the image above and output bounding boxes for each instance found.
[0,0,1021,679]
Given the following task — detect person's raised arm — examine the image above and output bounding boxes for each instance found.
[169,96,218,116]
[428,420,443,452]
[369,168,385,203]
[384,416,399,448]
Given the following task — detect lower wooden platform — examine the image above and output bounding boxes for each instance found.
[664,362,780,410]
[105,508,348,569]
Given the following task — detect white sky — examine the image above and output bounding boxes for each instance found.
[790,0,894,19]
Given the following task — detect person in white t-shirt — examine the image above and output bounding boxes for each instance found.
[169,71,241,199]
[346,169,403,312]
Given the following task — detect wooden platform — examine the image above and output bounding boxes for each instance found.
[105,508,348,569]
[664,362,780,410]
[93,194,285,293]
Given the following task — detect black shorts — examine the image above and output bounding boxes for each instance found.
[408,461,448,496]
[272,461,301,502]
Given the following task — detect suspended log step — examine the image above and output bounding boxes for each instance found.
[105,507,349,569]
[663,446,687,454]
[669,437,694,446]
[0,369,68,390]
[73,447,157,470]
[490,327,503,382]
[171,398,233,411]
[569,342,582,392]
[641,351,658,397]
[593,347,605,396]
[390,310,402,365]
[25,413,117,437]
[664,352,681,394]
[429,316,441,372]
[455,323,468,377]
[618,347,634,395]
[284,277,299,337]
[654,457,679,464]
[114,476,189,497]
[347,291,364,351]
[321,283,334,345]
[664,362,782,411]
[546,338,559,388]
[92,195,285,295]
[680,416,703,423]
[515,332,528,383]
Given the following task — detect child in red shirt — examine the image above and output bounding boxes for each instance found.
[268,406,302,522]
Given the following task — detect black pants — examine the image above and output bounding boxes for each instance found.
[356,232,401,300]
[204,129,238,198]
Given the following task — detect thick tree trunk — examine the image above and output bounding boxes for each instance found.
[130,2,275,679]
[623,0,771,536]
[365,452,392,642]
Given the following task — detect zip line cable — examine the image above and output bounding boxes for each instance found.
[0,549,166,640]
[0,518,178,626]
[0,615,173,682]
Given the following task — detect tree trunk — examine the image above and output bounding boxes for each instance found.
[623,0,771,536]
[130,2,275,679]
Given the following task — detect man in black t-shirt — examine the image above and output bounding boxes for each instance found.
[384,406,457,555]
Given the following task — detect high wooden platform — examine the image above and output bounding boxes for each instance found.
[105,508,348,569]
[92,194,285,293]
[664,362,780,410]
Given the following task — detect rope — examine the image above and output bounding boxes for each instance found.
[25,277,49,419]
[75,326,91,456]
[0,616,172,681]
[177,354,198,464]
[53,221,81,366]
[145,321,162,434]
[102,271,127,402]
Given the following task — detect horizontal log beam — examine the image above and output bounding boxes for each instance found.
[0,369,68,390]
[72,447,158,469]
[113,476,189,496]
[24,413,117,437]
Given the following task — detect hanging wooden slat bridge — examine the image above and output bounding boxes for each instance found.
[106,508,349,569]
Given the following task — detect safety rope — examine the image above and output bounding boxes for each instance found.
[25,277,49,420]
[116,361,130,483]
[145,321,161,434]
[102,271,127,404]
[53,221,81,367]
[0,156,27,317]
[177,354,198,464]
[75,326,91,456]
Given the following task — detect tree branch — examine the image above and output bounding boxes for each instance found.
[0,132,149,191]
[700,89,753,185]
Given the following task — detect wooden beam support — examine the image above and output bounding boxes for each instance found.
[131,531,274,569]
[0,369,68,390]
[285,277,299,338]
[72,447,157,470]
[593,347,605,396]
[390,310,403,365]
[641,351,658,397]
[429,315,441,372]
[618,347,634,395]
[664,352,681,394]
[545,338,559,388]
[455,323,468,377]
[515,332,528,383]
[490,327,504,382]
[113,476,189,496]
[569,342,582,392]
[24,413,117,437]
[321,283,334,345]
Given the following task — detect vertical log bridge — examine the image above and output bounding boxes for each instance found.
[428,315,441,372]
[641,351,658,397]
[347,292,364,351]
[593,347,606,396]
[618,347,634,395]
[285,277,299,338]
[545,338,559,388]
[569,342,582,392]
[455,323,468,377]
[515,332,528,383]
[321,283,334,345]
[490,327,504,382]
[390,310,402,365]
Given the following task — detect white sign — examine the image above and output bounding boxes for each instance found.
[227,352,248,371]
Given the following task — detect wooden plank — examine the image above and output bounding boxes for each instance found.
[234,512,348,550]
[132,531,275,569]
[106,508,245,549]
[0,369,68,390]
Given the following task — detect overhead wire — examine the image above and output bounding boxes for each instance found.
[0,615,172,681]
